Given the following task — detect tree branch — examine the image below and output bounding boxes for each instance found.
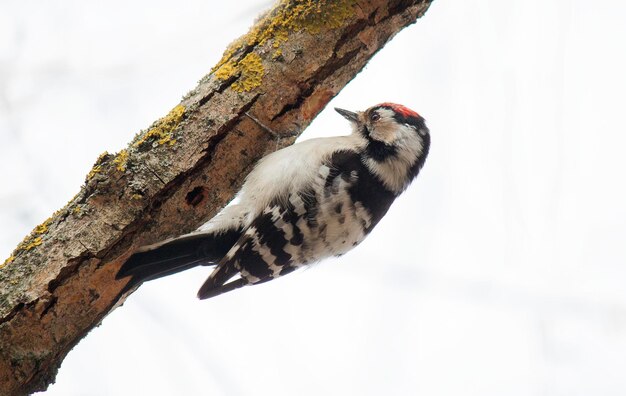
[0,0,433,394]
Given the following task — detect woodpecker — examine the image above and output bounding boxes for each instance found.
[116,103,430,299]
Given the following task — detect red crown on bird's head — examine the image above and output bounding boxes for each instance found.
[377,102,421,119]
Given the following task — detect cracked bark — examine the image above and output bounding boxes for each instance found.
[0,0,433,394]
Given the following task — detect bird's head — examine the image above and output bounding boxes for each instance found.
[335,103,430,192]
[335,103,429,161]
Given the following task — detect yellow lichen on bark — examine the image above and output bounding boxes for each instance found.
[215,53,265,92]
[134,105,186,148]
[86,165,102,180]
[86,152,110,181]
[212,0,355,82]
[22,237,43,251]
[1,255,14,269]
[34,218,51,235]
[1,221,49,268]
[214,62,237,81]
[113,149,129,172]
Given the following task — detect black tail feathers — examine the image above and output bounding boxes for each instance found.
[116,228,241,294]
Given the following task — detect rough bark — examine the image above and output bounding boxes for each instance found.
[0,0,433,394]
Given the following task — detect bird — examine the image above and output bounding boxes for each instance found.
[116,103,430,300]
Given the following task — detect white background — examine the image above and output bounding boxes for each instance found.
[1,1,626,395]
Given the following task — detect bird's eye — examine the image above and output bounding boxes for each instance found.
[370,112,380,122]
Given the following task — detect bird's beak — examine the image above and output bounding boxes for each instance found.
[335,107,359,123]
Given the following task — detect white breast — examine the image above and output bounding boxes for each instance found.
[239,134,365,220]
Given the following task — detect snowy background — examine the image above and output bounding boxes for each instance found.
[2,1,626,395]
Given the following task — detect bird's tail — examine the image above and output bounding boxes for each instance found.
[116,228,241,295]
[197,261,248,300]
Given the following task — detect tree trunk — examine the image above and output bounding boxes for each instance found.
[0,0,433,394]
